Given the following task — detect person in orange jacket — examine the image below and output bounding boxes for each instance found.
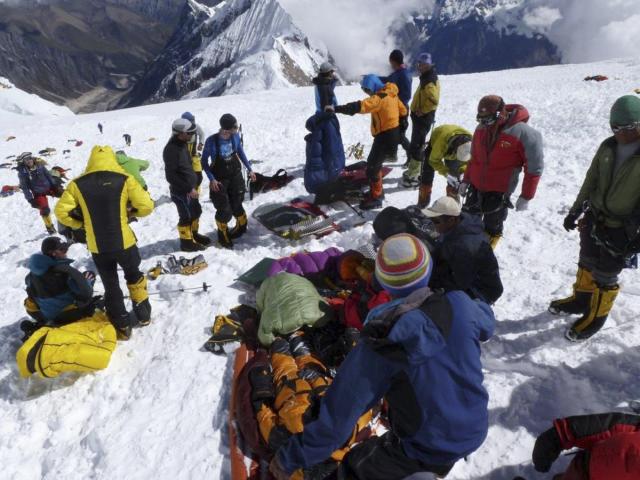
[332,74,408,210]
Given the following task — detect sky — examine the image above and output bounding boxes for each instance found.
[279,0,639,77]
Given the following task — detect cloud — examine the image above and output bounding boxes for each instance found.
[279,0,434,79]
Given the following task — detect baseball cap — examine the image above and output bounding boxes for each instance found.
[422,196,462,218]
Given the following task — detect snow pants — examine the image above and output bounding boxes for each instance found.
[340,432,453,480]
[92,245,143,328]
[367,128,400,182]
[210,171,246,223]
[409,112,434,162]
[171,192,202,227]
[579,213,626,286]
[463,187,510,236]
[31,188,60,216]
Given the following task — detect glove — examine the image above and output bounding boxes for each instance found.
[515,197,529,212]
[334,101,360,116]
[532,426,562,473]
[458,182,469,197]
[563,211,579,231]
[400,115,409,131]
[82,271,97,283]
[28,199,39,208]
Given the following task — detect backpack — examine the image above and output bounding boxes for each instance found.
[249,169,295,199]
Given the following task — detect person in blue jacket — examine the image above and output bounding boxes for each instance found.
[21,237,100,341]
[270,233,495,480]
[201,113,256,249]
[303,111,346,204]
[379,49,412,160]
[16,152,62,234]
[313,62,338,113]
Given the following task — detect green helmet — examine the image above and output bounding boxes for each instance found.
[610,95,640,127]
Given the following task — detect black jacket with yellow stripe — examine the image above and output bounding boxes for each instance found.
[55,146,154,254]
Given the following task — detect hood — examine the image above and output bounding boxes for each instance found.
[505,104,529,127]
[84,145,127,175]
[364,288,447,365]
[28,253,73,276]
[115,152,130,164]
[380,82,399,97]
[449,212,485,238]
[361,74,384,94]
[305,111,335,132]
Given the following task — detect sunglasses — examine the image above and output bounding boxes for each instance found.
[220,127,238,134]
[611,123,640,133]
[476,114,498,126]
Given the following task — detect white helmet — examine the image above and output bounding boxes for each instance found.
[456,141,472,163]
[172,118,196,134]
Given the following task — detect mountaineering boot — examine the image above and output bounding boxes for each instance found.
[178,224,205,252]
[549,267,596,315]
[229,213,248,239]
[216,220,233,249]
[127,276,151,326]
[487,233,502,250]
[359,178,384,210]
[112,313,133,341]
[417,184,432,209]
[401,158,422,188]
[566,284,619,342]
[42,214,56,234]
[190,218,211,246]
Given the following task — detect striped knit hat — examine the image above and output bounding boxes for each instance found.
[375,233,433,297]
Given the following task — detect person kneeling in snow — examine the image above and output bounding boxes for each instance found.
[270,233,495,480]
[332,74,408,210]
[533,412,640,479]
[21,237,101,341]
[201,113,256,249]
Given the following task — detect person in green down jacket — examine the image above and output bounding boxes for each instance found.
[116,150,149,190]
[550,95,640,342]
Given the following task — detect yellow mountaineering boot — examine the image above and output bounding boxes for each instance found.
[127,276,151,326]
[566,284,619,342]
[178,224,205,252]
[42,214,56,234]
[229,213,248,239]
[216,221,233,249]
[191,218,211,246]
[549,267,596,315]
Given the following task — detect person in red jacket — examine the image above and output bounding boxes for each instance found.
[462,95,544,248]
[533,412,640,479]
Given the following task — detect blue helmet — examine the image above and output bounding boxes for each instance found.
[181,111,195,123]
[360,74,384,94]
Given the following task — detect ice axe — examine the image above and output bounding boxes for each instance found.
[123,282,211,298]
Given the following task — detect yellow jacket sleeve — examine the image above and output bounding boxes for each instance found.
[54,183,84,229]
[429,154,449,177]
[359,95,382,114]
[126,177,154,218]
[399,100,408,118]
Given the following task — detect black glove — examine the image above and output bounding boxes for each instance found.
[334,101,360,116]
[400,115,409,131]
[28,199,39,208]
[563,211,579,231]
[532,426,562,473]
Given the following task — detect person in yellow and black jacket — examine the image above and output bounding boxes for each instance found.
[55,145,154,340]
[403,52,440,190]
[333,74,408,210]
[164,118,212,251]
[181,112,206,192]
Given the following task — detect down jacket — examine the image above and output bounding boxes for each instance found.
[267,247,342,278]
[256,273,330,346]
[304,112,345,194]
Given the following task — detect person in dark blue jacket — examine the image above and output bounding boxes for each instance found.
[303,111,346,203]
[424,196,503,304]
[313,62,338,113]
[270,233,495,480]
[22,237,100,340]
[16,152,61,234]
[379,49,412,159]
[201,113,256,248]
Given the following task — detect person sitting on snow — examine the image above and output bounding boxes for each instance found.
[533,412,640,479]
[21,236,100,341]
[270,233,495,480]
[115,150,150,190]
[16,152,63,234]
[201,113,256,249]
[423,196,503,304]
[332,75,408,210]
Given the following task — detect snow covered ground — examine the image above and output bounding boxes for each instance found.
[1,58,639,480]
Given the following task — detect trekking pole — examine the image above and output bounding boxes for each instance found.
[123,282,211,298]
[343,199,364,218]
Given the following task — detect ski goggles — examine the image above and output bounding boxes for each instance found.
[611,122,640,133]
[476,114,499,126]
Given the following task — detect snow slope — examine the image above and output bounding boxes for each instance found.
[0,77,73,124]
[1,58,640,480]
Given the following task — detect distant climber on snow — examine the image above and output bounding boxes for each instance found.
[123,133,131,146]
[16,152,63,234]
[202,113,256,249]
[313,62,338,113]
[460,94,544,249]
[549,95,640,342]
[333,74,408,210]
[98,123,103,134]
[378,49,412,160]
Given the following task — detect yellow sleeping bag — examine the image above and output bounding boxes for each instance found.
[16,311,117,378]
